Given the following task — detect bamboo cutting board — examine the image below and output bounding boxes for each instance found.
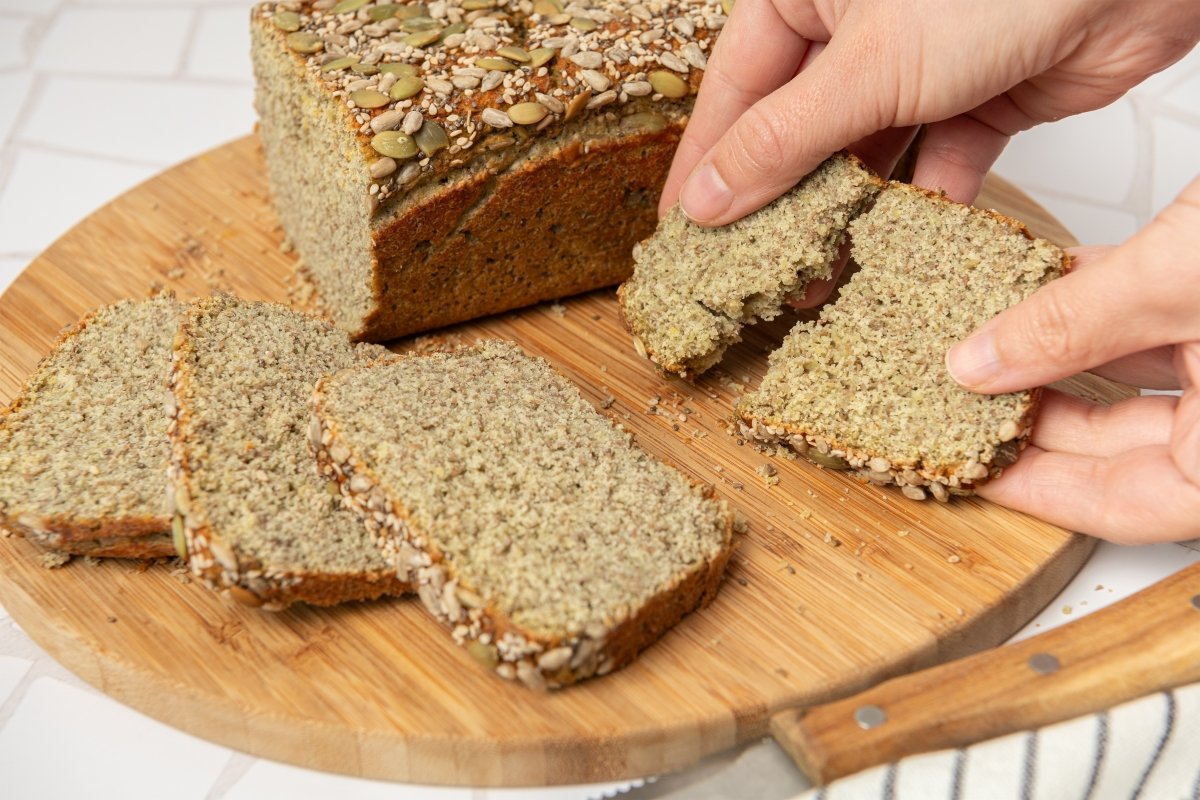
[0,137,1131,786]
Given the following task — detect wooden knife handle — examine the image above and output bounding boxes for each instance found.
[770,561,1200,786]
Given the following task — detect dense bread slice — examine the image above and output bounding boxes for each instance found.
[618,152,882,376]
[738,183,1069,499]
[310,340,733,688]
[168,295,408,609]
[0,295,182,559]
[252,0,721,341]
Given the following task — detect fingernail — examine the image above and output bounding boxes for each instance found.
[679,162,732,223]
[946,331,1001,389]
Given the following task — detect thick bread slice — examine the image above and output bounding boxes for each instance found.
[0,294,182,558]
[168,295,408,609]
[617,152,883,377]
[252,0,704,341]
[310,340,734,689]
[737,182,1069,499]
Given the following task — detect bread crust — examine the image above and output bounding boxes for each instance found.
[166,297,409,610]
[0,301,176,559]
[310,359,733,689]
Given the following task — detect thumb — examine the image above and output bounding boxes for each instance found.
[677,35,889,226]
[947,178,1200,394]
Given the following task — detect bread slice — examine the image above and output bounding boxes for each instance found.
[0,294,182,559]
[252,0,709,341]
[618,152,883,377]
[168,295,407,609]
[737,183,1069,499]
[310,340,734,689]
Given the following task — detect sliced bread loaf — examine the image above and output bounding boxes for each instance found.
[618,152,883,377]
[168,295,408,609]
[310,340,734,689]
[0,294,182,558]
[737,183,1069,499]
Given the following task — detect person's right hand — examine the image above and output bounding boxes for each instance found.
[661,0,1200,228]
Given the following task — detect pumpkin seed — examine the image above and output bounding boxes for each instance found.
[286,31,324,54]
[332,0,370,13]
[272,11,302,31]
[401,15,440,31]
[320,55,360,72]
[564,88,591,121]
[368,4,403,21]
[351,89,390,108]
[440,21,467,38]
[648,69,688,98]
[569,16,598,31]
[527,47,556,68]
[532,0,563,14]
[462,0,494,8]
[496,45,531,63]
[806,451,850,470]
[508,101,549,125]
[622,111,668,133]
[413,120,450,155]
[349,62,380,75]
[379,62,418,77]
[172,515,187,560]
[389,75,425,100]
[393,4,429,20]
[371,130,419,159]
[475,56,517,71]
[721,0,735,13]
[467,640,499,669]
[403,29,441,47]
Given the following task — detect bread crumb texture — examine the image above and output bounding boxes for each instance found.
[171,295,396,603]
[0,295,182,539]
[620,153,881,375]
[318,340,732,638]
[739,183,1066,488]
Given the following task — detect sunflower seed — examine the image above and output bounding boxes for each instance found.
[605,46,630,65]
[586,89,617,109]
[901,485,928,501]
[681,42,707,69]
[537,646,573,672]
[481,70,506,91]
[929,481,950,502]
[580,69,610,92]
[369,157,397,178]
[998,420,1020,441]
[622,80,652,97]
[564,88,591,121]
[452,74,481,89]
[569,50,602,69]
[535,92,565,114]
[659,51,689,73]
[671,17,695,37]
[425,76,454,94]
[399,109,423,134]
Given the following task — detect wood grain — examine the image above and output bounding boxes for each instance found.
[0,136,1131,786]
[770,562,1200,784]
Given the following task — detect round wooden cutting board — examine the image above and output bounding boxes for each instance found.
[0,137,1130,786]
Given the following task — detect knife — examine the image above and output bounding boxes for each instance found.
[597,559,1200,797]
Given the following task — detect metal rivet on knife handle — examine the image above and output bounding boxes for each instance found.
[853,704,887,730]
[1027,652,1060,675]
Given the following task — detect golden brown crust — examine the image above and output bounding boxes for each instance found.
[310,362,734,688]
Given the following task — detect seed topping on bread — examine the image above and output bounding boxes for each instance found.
[257,0,724,213]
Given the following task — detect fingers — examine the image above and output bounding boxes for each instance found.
[1030,390,1177,458]
[677,33,893,225]
[658,0,813,216]
[846,125,920,179]
[978,445,1200,544]
[1171,342,1200,486]
[1086,345,1180,390]
[947,177,1200,394]
[909,114,1011,204]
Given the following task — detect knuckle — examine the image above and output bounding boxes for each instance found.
[724,104,792,184]
[1011,288,1088,368]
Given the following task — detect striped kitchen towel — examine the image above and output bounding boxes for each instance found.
[796,680,1200,800]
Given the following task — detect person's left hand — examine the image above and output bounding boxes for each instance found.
[946,176,1200,543]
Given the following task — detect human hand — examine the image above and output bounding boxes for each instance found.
[661,0,1200,227]
[945,176,1200,544]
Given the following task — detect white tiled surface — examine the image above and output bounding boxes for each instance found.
[0,4,1196,799]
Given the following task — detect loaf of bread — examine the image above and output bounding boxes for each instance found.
[0,295,182,559]
[310,340,733,688]
[251,0,723,341]
[618,152,882,376]
[738,182,1069,498]
[168,294,408,609]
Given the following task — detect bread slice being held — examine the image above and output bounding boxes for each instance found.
[618,152,883,377]
[738,182,1069,499]
[0,294,182,559]
[310,340,734,689]
[168,295,407,609]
